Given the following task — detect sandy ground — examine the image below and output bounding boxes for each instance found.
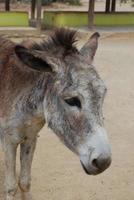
[0,34,134,199]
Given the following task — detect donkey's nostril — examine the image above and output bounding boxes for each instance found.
[92,156,111,171]
[92,159,99,168]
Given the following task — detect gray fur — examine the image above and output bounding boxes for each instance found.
[0,28,111,200]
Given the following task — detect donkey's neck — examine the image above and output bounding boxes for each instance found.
[18,74,48,113]
[0,37,51,120]
[0,58,50,119]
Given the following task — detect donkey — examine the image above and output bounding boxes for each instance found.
[0,28,111,200]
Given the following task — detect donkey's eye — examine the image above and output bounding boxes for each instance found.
[64,97,81,109]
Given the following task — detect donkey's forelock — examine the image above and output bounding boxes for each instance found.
[31,28,78,57]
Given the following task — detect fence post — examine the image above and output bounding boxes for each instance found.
[88,0,95,29]
[5,0,10,11]
[31,0,36,20]
[37,0,42,31]
[105,0,111,13]
[111,0,116,12]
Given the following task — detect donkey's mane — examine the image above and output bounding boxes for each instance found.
[31,28,78,56]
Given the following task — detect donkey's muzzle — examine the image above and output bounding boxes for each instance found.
[80,154,111,175]
[79,126,111,175]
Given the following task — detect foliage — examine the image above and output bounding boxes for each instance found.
[42,0,81,6]
[42,0,54,5]
[120,0,128,3]
[131,0,134,7]
[58,0,81,5]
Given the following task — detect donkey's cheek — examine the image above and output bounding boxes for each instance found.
[44,115,82,154]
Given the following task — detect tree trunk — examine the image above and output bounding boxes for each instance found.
[36,0,42,31]
[5,0,10,11]
[31,0,36,20]
[88,0,95,29]
[111,0,116,12]
[105,0,111,13]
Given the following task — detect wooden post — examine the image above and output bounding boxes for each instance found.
[5,0,10,11]
[111,0,116,12]
[105,0,111,13]
[31,0,36,20]
[36,0,42,31]
[88,0,95,30]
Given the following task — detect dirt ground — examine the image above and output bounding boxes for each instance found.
[0,34,134,200]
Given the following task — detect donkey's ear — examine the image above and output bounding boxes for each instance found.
[80,32,100,63]
[15,45,53,73]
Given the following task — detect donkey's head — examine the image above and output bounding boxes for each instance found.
[15,28,111,175]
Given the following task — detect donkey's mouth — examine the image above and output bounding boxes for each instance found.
[80,160,104,175]
[80,161,93,175]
